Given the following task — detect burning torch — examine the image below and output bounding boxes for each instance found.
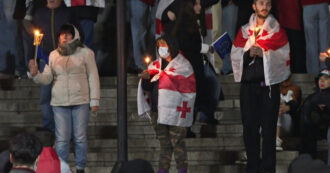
[33,29,44,65]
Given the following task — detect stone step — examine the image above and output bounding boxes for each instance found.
[86,138,329,152]
[11,74,316,87]
[0,98,242,112]
[0,122,243,141]
[0,98,137,112]
[5,74,316,99]
[71,164,294,173]
[0,82,315,100]
[0,88,138,100]
[67,151,299,166]
[0,109,241,127]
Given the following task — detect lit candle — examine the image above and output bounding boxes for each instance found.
[33,29,44,65]
[254,26,261,44]
[144,56,151,66]
[327,48,330,56]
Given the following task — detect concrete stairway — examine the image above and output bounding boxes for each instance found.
[0,74,326,173]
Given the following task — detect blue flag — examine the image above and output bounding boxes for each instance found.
[212,32,232,59]
[36,45,49,64]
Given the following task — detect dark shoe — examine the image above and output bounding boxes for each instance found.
[178,167,187,173]
[157,168,169,173]
[127,66,143,74]
[76,169,85,173]
[186,128,196,138]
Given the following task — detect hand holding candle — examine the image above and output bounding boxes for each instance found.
[33,29,44,65]
[320,48,330,62]
[250,26,262,59]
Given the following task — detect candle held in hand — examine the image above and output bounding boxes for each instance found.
[145,56,151,65]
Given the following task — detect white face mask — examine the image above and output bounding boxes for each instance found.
[158,47,170,58]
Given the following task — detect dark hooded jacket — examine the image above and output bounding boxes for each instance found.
[28,2,73,60]
[141,34,179,112]
[301,74,330,130]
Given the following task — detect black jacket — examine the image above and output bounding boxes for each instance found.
[241,51,265,83]
[326,58,330,70]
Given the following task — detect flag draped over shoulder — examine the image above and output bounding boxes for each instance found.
[231,14,290,86]
[137,53,196,127]
[155,0,174,38]
[64,0,105,8]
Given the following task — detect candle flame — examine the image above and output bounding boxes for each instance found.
[145,56,151,64]
[327,48,330,55]
[255,26,261,35]
[34,30,40,36]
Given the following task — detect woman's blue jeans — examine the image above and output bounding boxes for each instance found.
[53,104,90,170]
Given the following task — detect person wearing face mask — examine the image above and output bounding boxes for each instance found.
[28,24,100,173]
[231,0,290,172]
[138,34,196,173]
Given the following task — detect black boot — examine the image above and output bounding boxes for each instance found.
[76,169,85,173]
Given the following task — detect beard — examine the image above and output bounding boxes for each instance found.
[255,9,269,19]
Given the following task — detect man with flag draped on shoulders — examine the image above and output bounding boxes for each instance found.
[230,0,290,172]
[137,34,195,173]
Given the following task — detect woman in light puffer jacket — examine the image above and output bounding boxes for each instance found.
[29,23,100,173]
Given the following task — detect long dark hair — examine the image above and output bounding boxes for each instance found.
[171,0,200,36]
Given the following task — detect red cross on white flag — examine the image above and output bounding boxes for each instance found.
[176,101,191,119]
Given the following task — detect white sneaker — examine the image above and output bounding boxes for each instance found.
[276,137,283,151]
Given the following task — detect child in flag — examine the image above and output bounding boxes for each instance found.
[138,34,196,173]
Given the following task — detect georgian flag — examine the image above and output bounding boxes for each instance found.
[231,14,291,86]
[63,0,105,8]
[155,0,174,38]
[137,53,196,127]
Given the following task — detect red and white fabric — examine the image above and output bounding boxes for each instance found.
[231,14,291,86]
[36,147,72,173]
[155,0,174,38]
[63,0,105,8]
[137,53,196,127]
[203,7,215,66]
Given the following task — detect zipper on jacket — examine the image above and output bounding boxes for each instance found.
[51,9,56,50]
[65,56,70,104]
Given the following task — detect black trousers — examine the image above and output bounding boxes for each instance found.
[284,28,306,73]
[240,83,280,173]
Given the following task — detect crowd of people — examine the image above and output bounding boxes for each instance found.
[0,0,329,173]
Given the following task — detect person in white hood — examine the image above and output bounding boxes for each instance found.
[28,23,100,173]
